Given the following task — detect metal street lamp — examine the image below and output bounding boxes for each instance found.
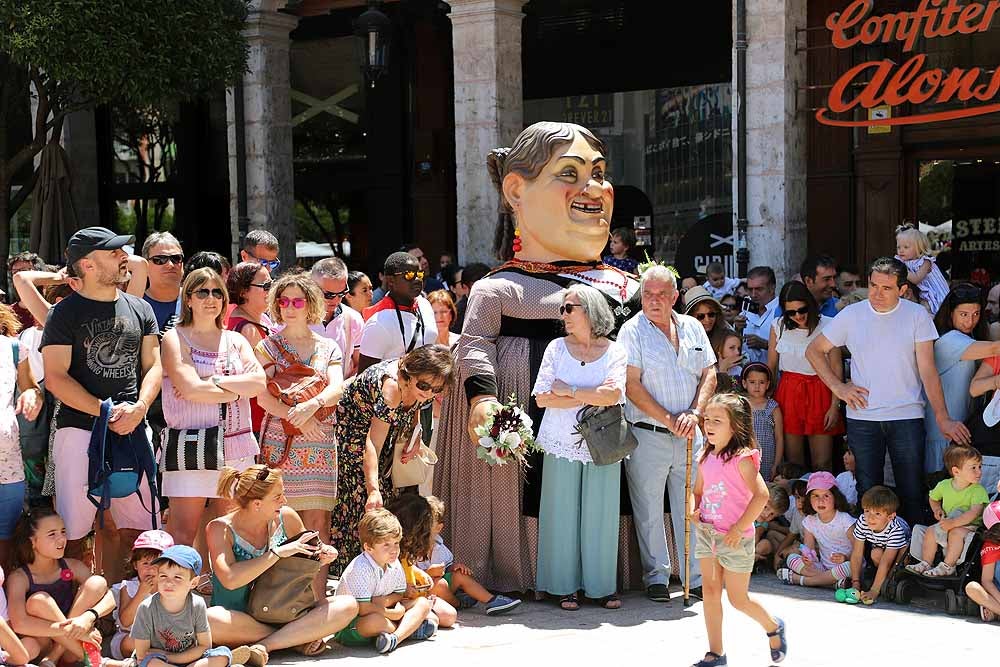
[354,0,391,87]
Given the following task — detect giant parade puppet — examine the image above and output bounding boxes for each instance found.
[434,121,644,591]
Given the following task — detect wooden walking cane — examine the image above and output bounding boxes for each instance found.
[683,434,694,607]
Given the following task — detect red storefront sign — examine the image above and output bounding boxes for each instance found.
[816,0,1000,127]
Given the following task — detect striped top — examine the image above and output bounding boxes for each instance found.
[162,329,258,462]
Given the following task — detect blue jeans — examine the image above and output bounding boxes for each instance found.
[846,418,927,526]
[0,481,25,538]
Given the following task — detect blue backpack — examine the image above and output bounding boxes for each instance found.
[86,399,159,528]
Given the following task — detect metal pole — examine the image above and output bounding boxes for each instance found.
[735,0,749,278]
[234,76,250,257]
[684,434,694,607]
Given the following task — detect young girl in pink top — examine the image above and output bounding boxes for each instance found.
[691,393,787,667]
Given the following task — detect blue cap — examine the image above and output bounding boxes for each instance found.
[153,545,202,574]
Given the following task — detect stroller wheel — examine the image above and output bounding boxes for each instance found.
[944,589,961,616]
[895,579,913,604]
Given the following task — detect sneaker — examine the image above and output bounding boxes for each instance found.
[925,562,956,577]
[776,568,797,585]
[455,590,478,609]
[835,578,853,590]
[687,586,703,601]
[411,618,438,641]
[485,594,522,616]
[375,632,398,654]
[646,583,671,602]
[906,560,931,575]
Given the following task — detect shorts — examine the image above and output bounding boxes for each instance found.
[910,511,977,564]
[0,481,26,538]
[110,630,130,660]
[334,616,373,647]
[694,522,755,573]
[54,427,157,541]
[161,455,256,498]
[443,571,453,587]
[139,647,231,667]
[774,372,844,436]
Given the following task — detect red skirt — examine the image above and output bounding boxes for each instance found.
[774,371,844,436]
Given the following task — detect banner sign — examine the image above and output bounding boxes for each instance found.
[817,0,1000,127]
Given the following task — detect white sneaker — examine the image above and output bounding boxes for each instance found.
[925,562,957,577]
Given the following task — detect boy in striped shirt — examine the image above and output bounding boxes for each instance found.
[849,486,910,603]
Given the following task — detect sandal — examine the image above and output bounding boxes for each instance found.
[692,652,727,667]
[295,639,327,657]
[766,617,787,663]
[597,593,622,610]
[244,644,269,667]
[982,605,996,623]
[559,594,580,611]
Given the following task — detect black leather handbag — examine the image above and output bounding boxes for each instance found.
[574,404,638,466]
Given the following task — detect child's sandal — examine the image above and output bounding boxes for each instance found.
[597,593,621,609]
[691,652,727,667]
[766,617,787,663]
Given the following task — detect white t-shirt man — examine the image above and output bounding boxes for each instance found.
[820,299,938,421]
[359,295,438,363]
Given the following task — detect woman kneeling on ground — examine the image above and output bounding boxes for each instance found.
[205,466,357,663]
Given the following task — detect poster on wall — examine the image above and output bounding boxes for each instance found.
[673,213,735,279]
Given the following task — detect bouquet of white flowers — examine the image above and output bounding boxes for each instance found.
[474,395,537,466]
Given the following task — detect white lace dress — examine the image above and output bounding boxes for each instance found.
[531,338,627,464]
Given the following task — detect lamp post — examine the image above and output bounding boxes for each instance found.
[354,0,391,87]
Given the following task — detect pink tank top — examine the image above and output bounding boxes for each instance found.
[698,448,762,538]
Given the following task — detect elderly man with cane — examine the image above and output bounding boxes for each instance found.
[618,264,716,603]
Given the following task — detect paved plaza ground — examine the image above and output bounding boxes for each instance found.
[269,576,994,666]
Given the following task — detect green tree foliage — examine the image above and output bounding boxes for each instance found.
[0,0,249,275]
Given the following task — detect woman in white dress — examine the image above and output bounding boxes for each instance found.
[532,284,627,611]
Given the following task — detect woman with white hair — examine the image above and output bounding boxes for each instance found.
[532,284,627,611]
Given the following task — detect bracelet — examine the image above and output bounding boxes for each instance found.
[84,608,100,622]
[470,396,496,410]
[135,399,148,412]
[269,547,282,559]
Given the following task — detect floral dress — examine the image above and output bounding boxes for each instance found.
[256,334,341,512]
[329,360,425,575]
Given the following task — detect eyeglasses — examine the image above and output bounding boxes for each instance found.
[786,306,810,316]
[149,254,184,266]
[278,296,307,309]
[323,288,350,300]
[720,304,735,312]
[559,303,584,315]
[246,251,280,272]
[694,312,718,321]
[391,270,425,282]
[191,288,225,300]
[250,281,273,291]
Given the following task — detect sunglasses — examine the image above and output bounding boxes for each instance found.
[247,252,280,272]
[720,304,735,311]
[250,281,273,291]
[323,289,350,300]
[392,270,425,282]
[559,303,584,315]
[786,306,810,316]
[278,296,307,309]
[149,254,184,266]
[191,288,225,300]
[400,368,446,394]
[694,312,718,321]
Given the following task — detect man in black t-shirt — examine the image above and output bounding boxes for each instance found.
[40,227,162,561]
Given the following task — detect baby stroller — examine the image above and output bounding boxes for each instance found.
[891,528,984,615]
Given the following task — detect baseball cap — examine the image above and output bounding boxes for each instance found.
[132,530,174,553]
[806,471,837,494]
[65,227,134,266]
[984,500,1000,530]
[153,545,202,575]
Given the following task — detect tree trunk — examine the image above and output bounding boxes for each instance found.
[0,166,9,295]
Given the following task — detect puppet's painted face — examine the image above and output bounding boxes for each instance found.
[511,131,614,262]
